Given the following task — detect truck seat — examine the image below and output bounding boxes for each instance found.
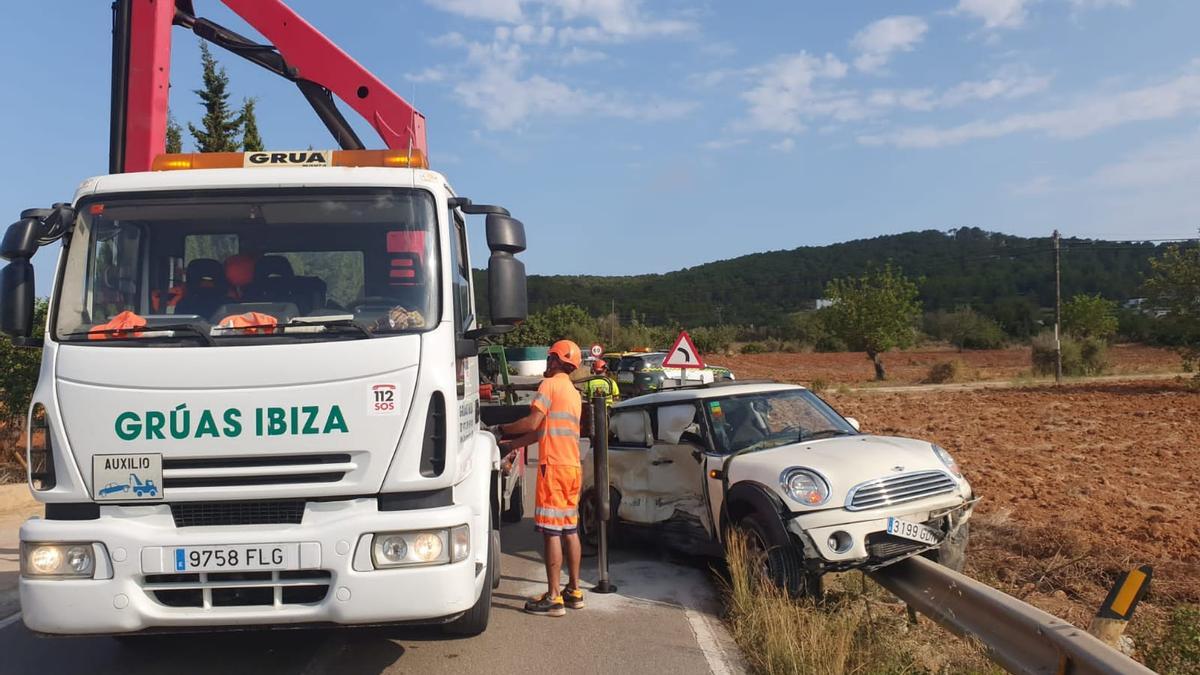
[175,258,229,319]
[248,255,300,309]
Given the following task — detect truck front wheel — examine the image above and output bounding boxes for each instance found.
[736,514,822,600]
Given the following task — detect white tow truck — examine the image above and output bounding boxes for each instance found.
[0,0,529,636]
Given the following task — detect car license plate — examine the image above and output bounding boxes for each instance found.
[172,544,300,573]
[617,372,634,383]
[886,517,942,545]
[93,453,163,501]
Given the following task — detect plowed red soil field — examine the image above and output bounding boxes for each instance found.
[825,379,1199,638]
[709,344,1183,385]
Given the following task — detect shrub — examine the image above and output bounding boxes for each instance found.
[690,325,739,354]
[740,342,767,354]
[924,308,1007,351]
[1145,604,1200,675]
[808,378,828,393]
[1062,293,1119,340]
[1031,332,1107,377]
[924,360,964,384]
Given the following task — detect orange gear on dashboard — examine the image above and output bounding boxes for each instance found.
[217,311,278,334]
[88,310,147,340]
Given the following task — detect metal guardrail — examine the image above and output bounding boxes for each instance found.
[870,555,1156,675]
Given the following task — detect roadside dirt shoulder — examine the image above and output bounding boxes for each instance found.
[0,483,38,619]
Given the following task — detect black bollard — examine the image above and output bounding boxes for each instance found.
[591,393,617,593]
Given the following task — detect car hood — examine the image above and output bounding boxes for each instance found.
[727,434,958,508]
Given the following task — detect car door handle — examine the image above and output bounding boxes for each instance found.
[651,459,673,465]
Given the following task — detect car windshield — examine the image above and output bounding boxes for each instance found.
[704,389,857,455]
[54,188,440,346]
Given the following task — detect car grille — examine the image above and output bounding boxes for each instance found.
[846,470,957,511]
[170,500,306,527]
[162,453,355,489]
[143,570,332,608]
[866,532,928,560]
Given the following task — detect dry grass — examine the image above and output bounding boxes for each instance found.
[720,533,998,674]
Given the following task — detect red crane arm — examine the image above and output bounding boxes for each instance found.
[219,0,427,155]
[115,0,428,173]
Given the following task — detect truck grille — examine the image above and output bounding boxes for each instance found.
[162,453,354,489]
[846,470,957,511]
[170,500,306,527]
[143,570,332,608]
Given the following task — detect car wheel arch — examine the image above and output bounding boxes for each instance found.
[720,481,789,546]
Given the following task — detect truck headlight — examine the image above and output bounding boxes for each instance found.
[21,542,96,578]
[780,468,830,507]
[371,529,456,568]
[450,525,471,563]
[932,444,962,478]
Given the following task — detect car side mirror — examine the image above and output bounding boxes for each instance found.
[844,416,861,432]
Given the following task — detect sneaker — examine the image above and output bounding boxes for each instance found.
[524,592,566,617]
[563,587,585,609]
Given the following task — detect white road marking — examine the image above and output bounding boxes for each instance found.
[0,612,23,630]
[684,606,738,675]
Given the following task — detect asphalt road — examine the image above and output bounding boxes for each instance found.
[0,462,744,675]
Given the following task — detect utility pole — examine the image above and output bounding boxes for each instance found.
[1053,229,1062,384]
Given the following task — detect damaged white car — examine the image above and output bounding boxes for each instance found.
[580,382,976,596]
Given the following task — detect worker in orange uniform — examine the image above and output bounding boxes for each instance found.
[498,340,585,617]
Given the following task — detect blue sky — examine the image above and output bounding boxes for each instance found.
[3,0,1200,283]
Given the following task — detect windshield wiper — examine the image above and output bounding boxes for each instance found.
[64,323,214,346]
[800,429,856,442]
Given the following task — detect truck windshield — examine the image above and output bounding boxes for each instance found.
[705,389,857,455]
[54,188,440,345]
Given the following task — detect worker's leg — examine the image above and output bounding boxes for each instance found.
[563,532,582,591]
[544,533,563,597]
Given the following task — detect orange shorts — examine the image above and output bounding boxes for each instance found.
[534,464,582,535]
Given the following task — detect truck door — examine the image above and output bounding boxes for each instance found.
[449,210,478,446]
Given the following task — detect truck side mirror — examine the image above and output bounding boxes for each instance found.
[485,214,527,325]
[1,218,44,261]
[485,213,526,254]
[0,259,35,339]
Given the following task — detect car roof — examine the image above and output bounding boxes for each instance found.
[613,381,804,408]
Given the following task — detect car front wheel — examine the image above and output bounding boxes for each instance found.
[923,521,969,572]
[736,514,822,599]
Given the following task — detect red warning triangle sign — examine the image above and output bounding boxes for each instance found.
[663,330,705,369]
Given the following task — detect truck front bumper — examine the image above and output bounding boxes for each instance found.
[19,498,485,635]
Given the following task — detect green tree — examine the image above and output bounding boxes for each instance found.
[240,98,264,151]
[0,300,47,453]
[1145,244,1200,368]
[823,265,920,380]
[1061,293,1119,340]
[507,304,595,347]
[166,113,184,154]
[188,42,242,153]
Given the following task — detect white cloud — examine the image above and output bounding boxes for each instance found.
[1091,128,1200,189]
[560,47,607,66]
[955,0,1032,29]
[702,138,748,151]
[405,67,448,83]
[428,0,523,23]
[737,52,851,133]
[858,63,1200,148]
[851,16,929,73]
[425,0,695,42]
[939,69,1052,106]
[1068,0,1133,9]
[770,138,796,153]
[451,40,694,130]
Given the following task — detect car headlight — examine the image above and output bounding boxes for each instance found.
[932,444,962,477]
[21,542,96,578]
[780,468,830,506]
[371,527,467,568]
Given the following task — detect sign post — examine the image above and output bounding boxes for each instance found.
[663,330,705,387]
[591,393,617,593]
